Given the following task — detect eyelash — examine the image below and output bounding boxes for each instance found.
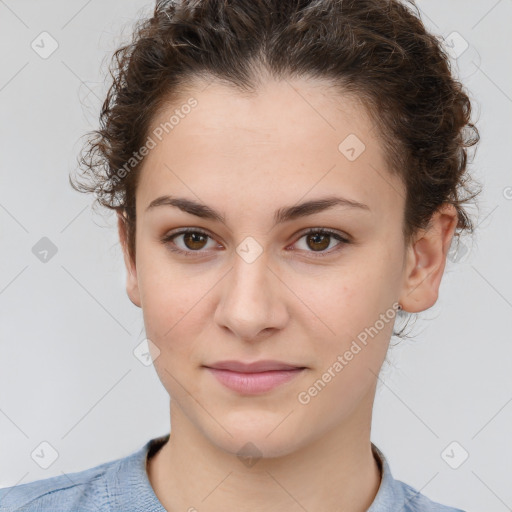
[160,227,351,258]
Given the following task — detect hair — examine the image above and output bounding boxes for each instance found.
[70,0,482,341]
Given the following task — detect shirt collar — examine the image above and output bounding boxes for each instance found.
[369,441,410,510]
[113,435,408,512]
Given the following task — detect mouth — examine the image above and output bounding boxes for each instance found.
[202,360,307,395]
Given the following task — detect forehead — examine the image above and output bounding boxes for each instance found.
[137,77,405,221]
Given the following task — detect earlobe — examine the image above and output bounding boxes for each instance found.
[399,204,458,313]
[117,212,142,308]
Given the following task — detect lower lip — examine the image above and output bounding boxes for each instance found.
[205,367,305,395]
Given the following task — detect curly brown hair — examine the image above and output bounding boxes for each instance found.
[70,0,481,337]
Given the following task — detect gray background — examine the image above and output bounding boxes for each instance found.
[0,1,511,511]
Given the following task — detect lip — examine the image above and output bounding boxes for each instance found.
[203,360,307,395]
[205,359,305,372]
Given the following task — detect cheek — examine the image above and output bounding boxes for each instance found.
[137,261,206,400]
[136,250,193,346]
[295,251,398,371]
[295,271,395,421]
[300,260,393,329]
[136,246,217,369]
[139,274,186,339]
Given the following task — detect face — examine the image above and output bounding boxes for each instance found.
[118,77,454,458]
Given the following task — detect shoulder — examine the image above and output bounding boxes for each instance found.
[0,448,136,512]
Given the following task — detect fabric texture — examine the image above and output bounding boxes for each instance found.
[0,434,465,512]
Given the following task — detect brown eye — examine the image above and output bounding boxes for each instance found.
[182,232,209,250]
[161,228,218,256]
[292,228,350,257]
[305,232,331,251]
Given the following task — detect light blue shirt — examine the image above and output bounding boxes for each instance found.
[0,434,465,511]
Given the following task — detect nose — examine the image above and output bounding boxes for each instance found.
[213,248,289,342]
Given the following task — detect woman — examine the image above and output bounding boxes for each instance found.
[0,0,480,510]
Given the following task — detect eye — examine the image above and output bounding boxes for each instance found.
[160,227,351,258]
[290,228,350,257]
[160,228,220,256]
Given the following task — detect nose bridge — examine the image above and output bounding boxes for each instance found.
[215,240,286,338]
[228,244,273,312]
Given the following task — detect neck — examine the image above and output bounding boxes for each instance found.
[147,396,382,512]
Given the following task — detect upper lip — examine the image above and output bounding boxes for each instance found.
[204,360,305,373]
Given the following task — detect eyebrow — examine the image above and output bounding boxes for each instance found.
[145,195,370,225]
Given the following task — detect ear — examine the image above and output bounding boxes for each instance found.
[117,212,141,308]
[399,203,458,313]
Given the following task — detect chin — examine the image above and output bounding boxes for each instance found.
[203,414,309,462]
[217,433,301,462]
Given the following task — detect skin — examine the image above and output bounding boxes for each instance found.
[117,76,458,512]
